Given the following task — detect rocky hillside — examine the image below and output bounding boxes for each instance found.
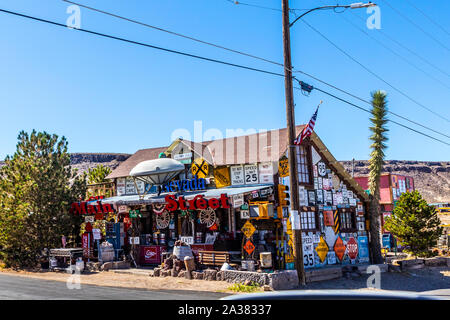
[340,160,450,203]
[70,153,130,177]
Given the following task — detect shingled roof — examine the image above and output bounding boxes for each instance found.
[106,146,168,179]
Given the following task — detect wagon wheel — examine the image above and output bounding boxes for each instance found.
[156,210,170,229]
[199,208,216,228]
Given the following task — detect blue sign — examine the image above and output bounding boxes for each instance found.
[358,236,370,263]
[382,234,391,249]
[162,177,206,193]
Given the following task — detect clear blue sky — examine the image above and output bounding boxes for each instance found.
[1,0,449,161]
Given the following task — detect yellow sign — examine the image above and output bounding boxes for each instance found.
[278,158,289,177]
[214,166,231,188]
[191,158,209,178]
[241,221,256,239]
[315,236,329,263]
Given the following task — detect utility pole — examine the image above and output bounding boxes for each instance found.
[281,0,306,285]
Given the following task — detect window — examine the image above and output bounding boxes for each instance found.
[300,209,318,231]
[296,145,311,184]
[339,209,356,232]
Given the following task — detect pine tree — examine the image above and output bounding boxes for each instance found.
[368,90,389,264]
[87,164,112,185]
[0,131,86,268]
[384,191,442,257]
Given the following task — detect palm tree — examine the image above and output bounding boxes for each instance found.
[368,90,388,264]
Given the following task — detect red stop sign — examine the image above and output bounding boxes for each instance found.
[347,237,358,260]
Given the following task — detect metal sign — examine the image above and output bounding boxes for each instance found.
[214,166,231,188]
[241,220,256,239]
[358,236,370,263]
[302,235,315,268]
[243,239,255,255]
[240,209,250,219]
[333,236,346,261]
[191,158,209,178]
[347,237,359,260]
[278,158,289,177]
[244,164,259,184]
[315,236,329,263]
[230,165,245,185]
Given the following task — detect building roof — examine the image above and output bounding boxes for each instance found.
[106,146,168,179]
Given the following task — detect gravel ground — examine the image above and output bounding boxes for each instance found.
[303,266,450,293]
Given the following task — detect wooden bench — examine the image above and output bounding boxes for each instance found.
[197,250,238,267]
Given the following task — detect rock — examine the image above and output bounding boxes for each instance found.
[160,270,170,277]
[263,285,271,291]
[192,271,204,280]
[216,271,224,281]
[170,269,179,277]
[204,269,217,281]
[101,262,113,271]
[153,267,161,277]
[244,280,253,286]
[178,270,186,278]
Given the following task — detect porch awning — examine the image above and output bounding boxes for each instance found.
[101,184,274,206]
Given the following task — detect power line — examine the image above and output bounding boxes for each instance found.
[0,8,285,78]
[294,85,450,147]
[349,10,450,79]
[381,0,450,53]
[301,19,450,123]
[405,0,450,37]
[61,0,450,138]
[1,8,448,147]
[337,11,450,91]
[223,0,308,14]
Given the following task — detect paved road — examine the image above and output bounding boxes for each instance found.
[0,273,229,300]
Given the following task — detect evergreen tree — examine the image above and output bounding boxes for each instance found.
[368,90,389,264]
[87,164,112,184]
[0,131,86,268]
[384,191,442,257]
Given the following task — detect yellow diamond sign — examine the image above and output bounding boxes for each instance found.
[315,236,329,263]
[241,221,256,239]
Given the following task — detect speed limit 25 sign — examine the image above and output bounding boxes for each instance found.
[244,164,259,184]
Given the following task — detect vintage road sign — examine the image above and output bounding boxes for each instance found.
[191,158,209,178]
[333,236,346,261]
[347,237,359,260]
[278,158,289,177]
[243,239,255,255]
[241,220,256,239]
[315,236,329,263]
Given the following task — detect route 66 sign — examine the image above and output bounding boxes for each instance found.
[317,161,327,177]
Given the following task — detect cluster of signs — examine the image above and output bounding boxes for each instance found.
[241,221,257,256]
[214,162,275,188]
[302,233,369,268]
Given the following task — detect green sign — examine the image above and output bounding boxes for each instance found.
[129,210,142,218]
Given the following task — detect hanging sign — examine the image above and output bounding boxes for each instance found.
[191,158,209,178]
[258,162,274,184]
[241,220,256,239]
[278,158,289,177]
[230,165,245,185]
[333,236,346,261]
[232,194,244,208]
[347,237,359,260]
[243,239,255,255]
[315,236,329,263]
[244,164,259,184]
[116,178,126,196]
[214,167,231,188]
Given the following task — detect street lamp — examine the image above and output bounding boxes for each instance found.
[281,0,376,286]
[289,2,377,27]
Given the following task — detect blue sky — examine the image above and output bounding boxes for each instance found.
[0,0,449,161]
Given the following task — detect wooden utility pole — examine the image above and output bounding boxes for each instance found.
[281,0,306,285]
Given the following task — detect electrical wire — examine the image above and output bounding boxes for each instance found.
[294,85,450,147]
[405,0,450,37]
[348,10,450,79]
[1,8,448,147]
[381,0,450,53]
[337,9,450,91]
[60,1,450,138]
[301,19,450,123]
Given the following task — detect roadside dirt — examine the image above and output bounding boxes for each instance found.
[0,269,234,293]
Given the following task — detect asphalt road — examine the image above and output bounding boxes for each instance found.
[0,273,229,300]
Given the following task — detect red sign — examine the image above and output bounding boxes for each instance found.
[82,233,91,258]
[347,237,358,260]
[71,201,115,215]
[243,240,255,255]
[165,194,230,212]
[323,211,334,226]
[333,236,346,261]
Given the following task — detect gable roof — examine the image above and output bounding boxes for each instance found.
[106,146,168,179]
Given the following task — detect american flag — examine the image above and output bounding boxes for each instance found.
[294,101,322,145]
